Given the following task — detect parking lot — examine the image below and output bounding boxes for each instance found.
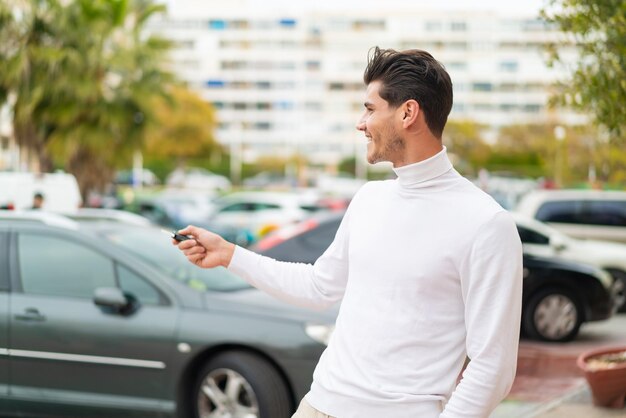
[493,313,626,417]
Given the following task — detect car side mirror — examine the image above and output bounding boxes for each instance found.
[93,287,135,315]
[550,236,567,252]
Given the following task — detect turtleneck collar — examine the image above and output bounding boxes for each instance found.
[392,146,453,188]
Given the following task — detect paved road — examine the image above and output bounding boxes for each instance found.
[491,313,626,418]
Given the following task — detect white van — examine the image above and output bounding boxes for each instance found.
[0,172,82,212]
[515,189,626,243]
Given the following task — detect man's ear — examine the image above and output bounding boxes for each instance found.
[401,99,420,128]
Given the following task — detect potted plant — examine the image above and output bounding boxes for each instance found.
[577,347,626,409]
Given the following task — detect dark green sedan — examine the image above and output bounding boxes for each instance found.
[0,212,335,418]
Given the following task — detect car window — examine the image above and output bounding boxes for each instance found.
[219,203,253,212]
[253,203,281,211]
[517,226,549,245]
[584,201,626,227]
[117,264,166,306]
[535,200,582,223]
[102,228,251,292]
[17,233,116,298]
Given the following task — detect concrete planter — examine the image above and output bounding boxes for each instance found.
[577,347,626,409]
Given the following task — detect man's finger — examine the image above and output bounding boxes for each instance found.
[183,246,206,256]
[188,253,205,263]
[177,240,197,250]
[178,225,200,236]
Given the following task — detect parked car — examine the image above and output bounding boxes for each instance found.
[209,191,324,241]
[115,169,160,187]
[253,212,619,343]
[166,168,231,192]
[0,212,336,418]
[60,208,153,226]
[515,190,626,243]
[513,213,626,312]
[122,197,253,247]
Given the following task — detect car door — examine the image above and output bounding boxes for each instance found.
[0,231,9,399]
[8,228,179,414]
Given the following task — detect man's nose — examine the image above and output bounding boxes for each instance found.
[356,116,366,131]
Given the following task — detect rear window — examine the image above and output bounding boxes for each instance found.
[536,199,626,227]
[586,201,626,227]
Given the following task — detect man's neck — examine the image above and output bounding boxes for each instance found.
[393,136,443,168]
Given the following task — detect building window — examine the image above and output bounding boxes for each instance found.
[425,21,442,31]
[499,103,518,111]
[353,20,385,30]
[446,61,467,71]
[451,21,467,31]
[472,82,493,92]
[206,79,225,88]
[306,61,321,70]
[254,122,271,130]
[208,19,226,30]
[474,103,494,111]
[523,104,542,113]
[447,42,467,50]
[279,18,297,27]
[499,61,519,72]
[275,101,294,110]
[230,20,249,29]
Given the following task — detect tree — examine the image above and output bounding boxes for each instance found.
[0,0,174,200]
[143,85,220,166]
[443,120,491,175]
[542,0,626,141]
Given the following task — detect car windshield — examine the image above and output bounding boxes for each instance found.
[101,227,251,292]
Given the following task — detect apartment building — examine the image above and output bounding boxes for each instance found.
[0,1,579,171]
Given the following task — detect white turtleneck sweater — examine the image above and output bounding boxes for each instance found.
[228,148,523,418]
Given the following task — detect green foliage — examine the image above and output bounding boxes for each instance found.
[542,0,626,141]
[0,0,179,200]
[338,156,356,176]
[143,85,220,163]
[444,120,491,175]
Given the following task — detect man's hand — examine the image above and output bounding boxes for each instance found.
[173,225,236,269]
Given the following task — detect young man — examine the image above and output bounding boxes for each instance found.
[175,47,522,418]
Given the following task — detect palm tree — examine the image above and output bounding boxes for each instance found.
[0,0,174,200]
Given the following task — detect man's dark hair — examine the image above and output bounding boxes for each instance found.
[363,47,453,138]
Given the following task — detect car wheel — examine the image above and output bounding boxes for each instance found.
[523,287,583,342]
[192,351,291,418]
[606,269,626,313]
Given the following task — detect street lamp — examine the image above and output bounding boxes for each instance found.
[554,125,566,187]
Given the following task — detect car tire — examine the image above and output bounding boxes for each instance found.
[523,287,583,342]
[192,351,292,418]
[606,269,626,313]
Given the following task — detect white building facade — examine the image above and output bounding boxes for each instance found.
[142,2,580,168]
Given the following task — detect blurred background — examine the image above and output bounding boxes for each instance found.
[1,1,626,417]
[1,0,624,221]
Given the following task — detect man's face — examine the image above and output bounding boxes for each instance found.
[356,80,405,165]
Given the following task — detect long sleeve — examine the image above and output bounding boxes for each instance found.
[226,210,351,310]
[440,211,523,418]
